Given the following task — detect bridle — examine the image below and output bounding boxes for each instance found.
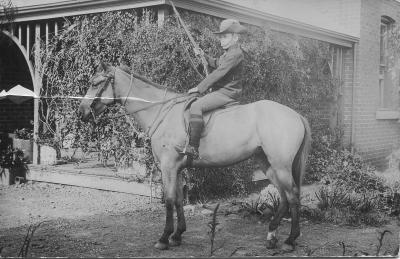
[89,71,116,111]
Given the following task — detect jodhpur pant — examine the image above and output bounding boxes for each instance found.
[189,91,236,116]
[188,91,236,148]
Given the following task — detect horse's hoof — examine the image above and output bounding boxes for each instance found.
[154,241,169,250]
[266,237,278,249]
[169,238,181,247]
[281,243,295,252]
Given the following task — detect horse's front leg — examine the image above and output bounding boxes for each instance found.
[154,156,183,250]
[169,171,186,246]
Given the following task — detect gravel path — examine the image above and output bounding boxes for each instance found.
[0,182,155,229]
[0,181,399,257]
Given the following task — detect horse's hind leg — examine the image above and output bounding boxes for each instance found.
[169,171,186,246]
[270,166,300,252]
[254,152,289,249]
[265,179,288,249]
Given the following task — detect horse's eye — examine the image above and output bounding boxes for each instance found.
[91,75,106,86]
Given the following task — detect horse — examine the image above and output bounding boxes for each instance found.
[78,61,311,252]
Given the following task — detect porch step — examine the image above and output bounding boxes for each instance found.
[26,165,162,199]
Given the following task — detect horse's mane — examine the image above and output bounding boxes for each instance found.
[117,65,177,93]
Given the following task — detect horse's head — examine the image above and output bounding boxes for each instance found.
[78,61,116,122]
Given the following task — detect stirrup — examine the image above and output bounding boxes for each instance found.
[180,144,200,159]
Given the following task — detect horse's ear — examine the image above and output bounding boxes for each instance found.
[95,61,104,73]
[100,61,108,72]
[95,61,108,73]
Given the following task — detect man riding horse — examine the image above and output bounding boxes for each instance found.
[182,19,247,159]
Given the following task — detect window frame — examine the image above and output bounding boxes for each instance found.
[377,15,398,117]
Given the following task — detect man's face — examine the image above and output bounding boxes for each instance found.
[219,33,237,49]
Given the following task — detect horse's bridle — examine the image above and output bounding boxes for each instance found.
[89,67,175,114]
[89,72,116,109]
[88,69,117,121]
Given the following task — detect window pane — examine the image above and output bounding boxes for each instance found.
[379,16,396,109]
[380,24,387,66]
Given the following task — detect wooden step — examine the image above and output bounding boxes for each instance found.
[26,165,162,199]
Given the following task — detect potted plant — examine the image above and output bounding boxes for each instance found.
[0,142,28,185]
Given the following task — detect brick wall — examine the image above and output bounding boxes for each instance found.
[341,46,356,147]
[309,102,333,132]
[349,0,400,169]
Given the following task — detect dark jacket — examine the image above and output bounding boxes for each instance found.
[197,44,244,99]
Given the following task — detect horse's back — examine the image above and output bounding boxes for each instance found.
[204,99,304,145]
[213,99,305,148]
[191,99,305,167]
[210,99,303,126]
[252,100,301,117]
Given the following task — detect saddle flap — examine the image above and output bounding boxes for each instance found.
[182,98,240,137]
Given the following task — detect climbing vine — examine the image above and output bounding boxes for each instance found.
[40,9,339,195]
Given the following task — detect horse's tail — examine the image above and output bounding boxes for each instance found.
[292,115,311,194]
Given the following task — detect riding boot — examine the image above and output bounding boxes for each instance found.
[185,114,204,159]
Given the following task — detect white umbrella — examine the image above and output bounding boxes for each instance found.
[6,84,38,104]
[0,90,7,100]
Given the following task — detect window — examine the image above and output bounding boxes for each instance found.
[379,16,395,109]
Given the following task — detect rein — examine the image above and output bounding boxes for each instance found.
[107,92,191,118]
[170,0,209,76]
[92,67,195,137]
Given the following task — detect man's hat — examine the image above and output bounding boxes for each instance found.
[213,19,247,34]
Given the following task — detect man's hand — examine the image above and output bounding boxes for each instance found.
[188,87,199,94]
[193,47,204,57]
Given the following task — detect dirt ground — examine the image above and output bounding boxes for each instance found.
[0,181,399,257]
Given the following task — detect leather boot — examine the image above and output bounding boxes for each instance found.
[184,114,204,159]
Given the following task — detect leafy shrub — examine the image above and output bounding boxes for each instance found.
[14,127,33,140]
[304,128,399,225]
[301,205,325,222]
[185,163,254,202]
[304,143,400,226]
[315,185,348,210]
[238,195,267,215]
[305,128,343,184]
[381,184,400,216]
[304,184,389,226]
[0,133,28,168]
[306,130,386,193]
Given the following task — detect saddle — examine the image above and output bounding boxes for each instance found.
[182,97,241,137]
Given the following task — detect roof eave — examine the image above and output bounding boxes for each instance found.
[1,0,359,47]
[6,0,165,22]
[174,0,358,47]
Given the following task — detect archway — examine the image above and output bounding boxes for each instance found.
[0,32,34,137]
